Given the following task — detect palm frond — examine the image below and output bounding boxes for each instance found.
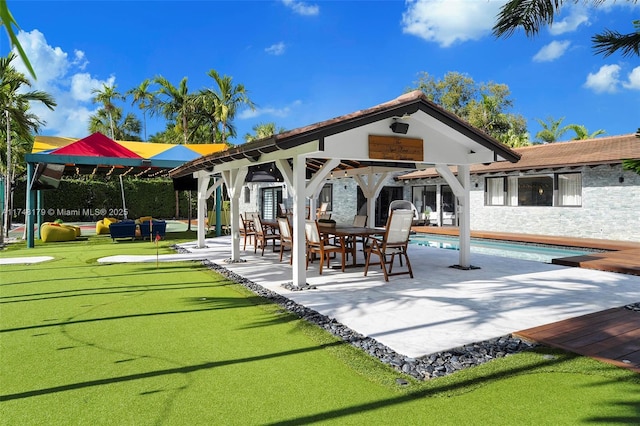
[493,0,564,38]
[592,20,640,58]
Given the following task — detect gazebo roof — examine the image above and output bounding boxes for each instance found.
[170,90,521,179]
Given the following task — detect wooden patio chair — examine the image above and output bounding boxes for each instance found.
[239,214,256,250]
[277,216,293,264]
[316,202,329,219]
[305,220,345,274]
[344,215,368,260]
[364,209,414,281]
[353,214,367,227]
[278,203,288,218]
[252,214,279,256]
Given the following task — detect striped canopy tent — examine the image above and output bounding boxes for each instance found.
[29,132,226,178]
[23,132,227,247]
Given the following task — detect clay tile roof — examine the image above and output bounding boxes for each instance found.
[398,133,640,179]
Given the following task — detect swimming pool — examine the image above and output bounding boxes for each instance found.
[409,234,597,263]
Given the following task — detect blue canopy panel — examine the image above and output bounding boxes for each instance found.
[150,145,201,162]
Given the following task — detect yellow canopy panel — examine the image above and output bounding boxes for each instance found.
[32,136,77,153]
[185,144,228,155]
[118,141,175,158]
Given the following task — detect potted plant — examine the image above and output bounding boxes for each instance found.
[422,207,432,225]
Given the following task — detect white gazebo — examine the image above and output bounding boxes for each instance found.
[170,90,520,287]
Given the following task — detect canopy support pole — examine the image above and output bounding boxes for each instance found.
[119,175,128,219]
[26,162,35,248]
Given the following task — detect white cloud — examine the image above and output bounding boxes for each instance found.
[532,40,571,62]
[584,64,621,94]
[265,42,286,56]
[281,0,319,16]
[623,66,640,90]
[70,73,115,102]
[548,7,589,35]
[238,100,302,120]
[401,0,506,47]
[14,30,114,137]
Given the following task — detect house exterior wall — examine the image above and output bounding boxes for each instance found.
[408,164,639,242]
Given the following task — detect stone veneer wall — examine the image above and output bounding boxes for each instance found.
[468,164,639,242]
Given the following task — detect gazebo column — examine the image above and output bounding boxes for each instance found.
[291,154,308,287]
[457,165,471,268]
[353,170,389,227]
[221,168,248,262]
[436,164,472,269]
[195,170,212,249]
[305,159,339,220]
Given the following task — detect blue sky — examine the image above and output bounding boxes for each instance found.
[2,0,639,144]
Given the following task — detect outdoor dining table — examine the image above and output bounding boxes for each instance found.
[318,225,384,267]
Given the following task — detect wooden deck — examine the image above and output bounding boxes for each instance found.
[412,226,640,276]
[515,307,640,373]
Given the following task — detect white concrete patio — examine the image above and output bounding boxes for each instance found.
[100,236,640,359]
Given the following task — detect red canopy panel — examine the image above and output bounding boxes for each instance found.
[51,132,142,158]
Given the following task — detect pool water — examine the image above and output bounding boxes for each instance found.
[409,234,596,263]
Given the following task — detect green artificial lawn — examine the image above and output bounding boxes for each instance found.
[1,233,639,425]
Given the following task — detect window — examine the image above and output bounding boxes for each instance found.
[485,177,505,206]
[411,185,436,213]
[517,176,553,206]
[261,187,283,220]
[557,173,582,206]
[244,186,250,203]
[484,173,581,207]
[317,183,333,211]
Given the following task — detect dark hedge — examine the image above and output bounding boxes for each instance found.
[11,177,206,222]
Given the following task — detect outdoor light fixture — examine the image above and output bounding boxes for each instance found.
[390,120,409,134]
[619,176,625,183]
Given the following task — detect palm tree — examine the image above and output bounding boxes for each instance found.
[88,106,142,141]
[153,76,195,144]
[493,1,640,58]
[534,116,569,143]
[497,127,531,148]
[564,124,606,140]
[244,122,286,142]
[0,53,56,238]
[192,90,223,144]
[201,69,255,145]
[91,83,123,139]
[126,79,155,141]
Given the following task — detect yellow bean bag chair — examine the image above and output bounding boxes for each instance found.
[41,222,77,242]
[61,224,82,237]
[96,217,118,235]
